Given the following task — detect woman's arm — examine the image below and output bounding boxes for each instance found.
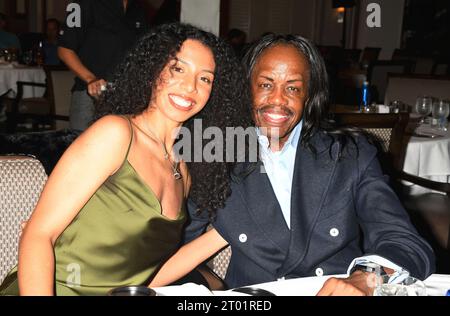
[149,228,228,287]
[18,115,131,295]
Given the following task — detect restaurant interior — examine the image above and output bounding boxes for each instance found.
[0,0,449,293]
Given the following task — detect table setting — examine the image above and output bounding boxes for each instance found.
[0,61,46,98]
[402,96,450,195]
[149,273,450,296]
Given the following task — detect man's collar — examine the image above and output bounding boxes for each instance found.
[256,120,303,152]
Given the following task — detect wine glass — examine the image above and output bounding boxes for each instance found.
[415,95,433,124]
[432,99,450,131]
[373,274,426,296]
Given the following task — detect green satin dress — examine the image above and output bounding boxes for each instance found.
[0,117,186,296]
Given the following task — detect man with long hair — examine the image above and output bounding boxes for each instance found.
[182,34,435,295]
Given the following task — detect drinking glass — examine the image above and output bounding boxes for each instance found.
[373,274,426,296]
[22,50,33,65]
[431,99,450,131]
[415,95,433,124]
[108,286,156,296]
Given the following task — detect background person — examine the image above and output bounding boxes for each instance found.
[58,0,147,131]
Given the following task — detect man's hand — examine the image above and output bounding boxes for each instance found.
[316,271,379,296]
[87,78,107,98]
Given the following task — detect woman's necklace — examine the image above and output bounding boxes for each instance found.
[137,119,182,180]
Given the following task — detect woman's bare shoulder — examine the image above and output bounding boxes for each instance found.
[63,115,133,171]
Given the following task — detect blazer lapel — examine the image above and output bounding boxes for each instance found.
[278,132,339,276]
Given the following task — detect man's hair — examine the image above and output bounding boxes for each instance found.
[242,34,330,150]
[96,22,253,218]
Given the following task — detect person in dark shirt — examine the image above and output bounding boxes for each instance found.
[43,18,61,65]
[58,0,147,131]
[0,13,20,50]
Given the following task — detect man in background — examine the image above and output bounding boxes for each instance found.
[0,13,20,51]
[43,18,61,65]
[58,0,147,130]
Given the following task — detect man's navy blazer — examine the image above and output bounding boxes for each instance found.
[184,130,435,288]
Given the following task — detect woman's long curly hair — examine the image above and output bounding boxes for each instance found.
[96,23,253,218]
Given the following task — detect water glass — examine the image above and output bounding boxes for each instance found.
[432,99,450,131]
[388,100,403,113]
[415,95,433,123]
[373,274,427,296]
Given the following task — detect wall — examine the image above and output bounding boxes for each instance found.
[227,0,343,45]
[290,0,317,40]
[46,0,71,21]
[181,0,220,35]
[226,0,404,57]
[356,0,405,59]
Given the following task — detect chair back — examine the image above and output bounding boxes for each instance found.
[384,74,450,108]
[360,47,381,66]
[368,60,414,103]
[432,62,449,76]
[331,112,410,172]
[210,246,232,280]
[0,156,47,283]
[411,58,434,75]
[44,66,74,129]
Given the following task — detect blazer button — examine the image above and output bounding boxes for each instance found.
[239,233,247,243]
[329,228,339,237]
[315,267,324,276]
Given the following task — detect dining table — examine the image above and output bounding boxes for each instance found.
[403,122,450,195]
[0,62,46,98]
[153,273,450,296]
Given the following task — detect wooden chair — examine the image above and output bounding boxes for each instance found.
[6,65,73,133]
[367,60,414,103]
[331,112,410,173]
[360,47,381,68]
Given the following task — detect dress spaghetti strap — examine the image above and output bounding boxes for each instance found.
[121,115,134,165]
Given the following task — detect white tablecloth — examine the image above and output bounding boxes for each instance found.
[402,124,450,195]
[0,63,46,98]
[153,274,450,296]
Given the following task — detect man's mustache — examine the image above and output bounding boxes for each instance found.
[253,104,294,116]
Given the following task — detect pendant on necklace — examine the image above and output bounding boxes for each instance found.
[173,170,182,180]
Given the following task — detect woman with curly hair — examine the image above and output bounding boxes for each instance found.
[0,23,252,296]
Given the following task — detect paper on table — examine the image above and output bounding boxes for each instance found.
[424,274,450,296]
[153,282,215,296]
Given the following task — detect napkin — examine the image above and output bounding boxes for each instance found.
[415,124,447,137]
[153,282,215,296]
